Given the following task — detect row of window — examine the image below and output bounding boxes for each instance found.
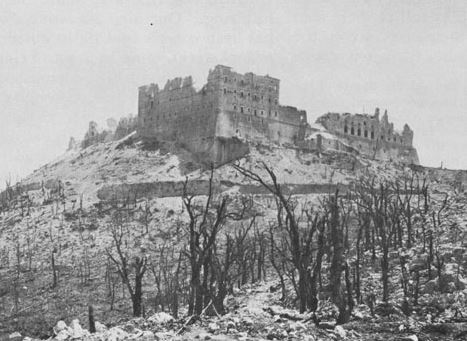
[148,101,214,113]
[344,125,375,139]
[222,88,278,104]
[234,115,266,124]
[232,105,278,117]
[143,109,207,122]
[344,125,403,143]
[148,88,212,106]
[382,135,403,143]
[223,76,278,91]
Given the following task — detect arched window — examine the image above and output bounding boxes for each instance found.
[371,131,374,139]
[357,128,361,136]
[344,125,348,134]
[364,130,368,138]
[351,127,355,135]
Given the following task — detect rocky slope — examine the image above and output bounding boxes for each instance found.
[0,135,466,340]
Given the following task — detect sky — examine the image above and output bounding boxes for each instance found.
[0,0,466,186]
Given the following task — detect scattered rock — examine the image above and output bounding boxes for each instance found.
[55,330,71,341]
[266,327,288,340]
[147,312,174,325]
[95,321,107,333]
[334,325,346,338]
[8,332,21,341]
[302,335,316,341]
[399,335,418,341]
[208,322,220,333]
[54,321,68,334]
[197,333,212,340]
[226,321,236,330]
[319,321,336,329]
[242,316,254,326]
[140,330,156,341]
[107,326,128,341]
[69,319,86,339]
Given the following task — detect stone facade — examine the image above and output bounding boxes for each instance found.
[316,108,419,164]
[137,65,308,164]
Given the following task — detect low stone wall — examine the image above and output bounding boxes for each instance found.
[96,180,211,202]
[96,180,349,201]
[411,165,467,192]
[0,179,60,202]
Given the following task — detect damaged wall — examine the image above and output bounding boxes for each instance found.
[316,108,419,164]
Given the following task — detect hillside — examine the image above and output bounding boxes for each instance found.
[0,136,466,341]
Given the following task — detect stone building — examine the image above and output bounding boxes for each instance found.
[316,108,419,164]
[137,65,308,163]
[137,65,419,165]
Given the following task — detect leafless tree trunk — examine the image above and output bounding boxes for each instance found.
[106,220,148,317]
[234,162,327,314]
[182,165,251,317]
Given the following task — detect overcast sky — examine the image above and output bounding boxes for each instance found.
[1,0,466,185]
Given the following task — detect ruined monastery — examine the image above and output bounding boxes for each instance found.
[135,65,419,164]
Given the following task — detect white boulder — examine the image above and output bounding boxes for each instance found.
[69,319,87,339]
[335,325,346,338]
[54,321,68,333]
[107,327,128,341]
[95,321,107,333]
[147,312,174,324]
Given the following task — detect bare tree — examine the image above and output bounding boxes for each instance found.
[233,162,328,314]
[182,166,251,317]
[106,214,148,317]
